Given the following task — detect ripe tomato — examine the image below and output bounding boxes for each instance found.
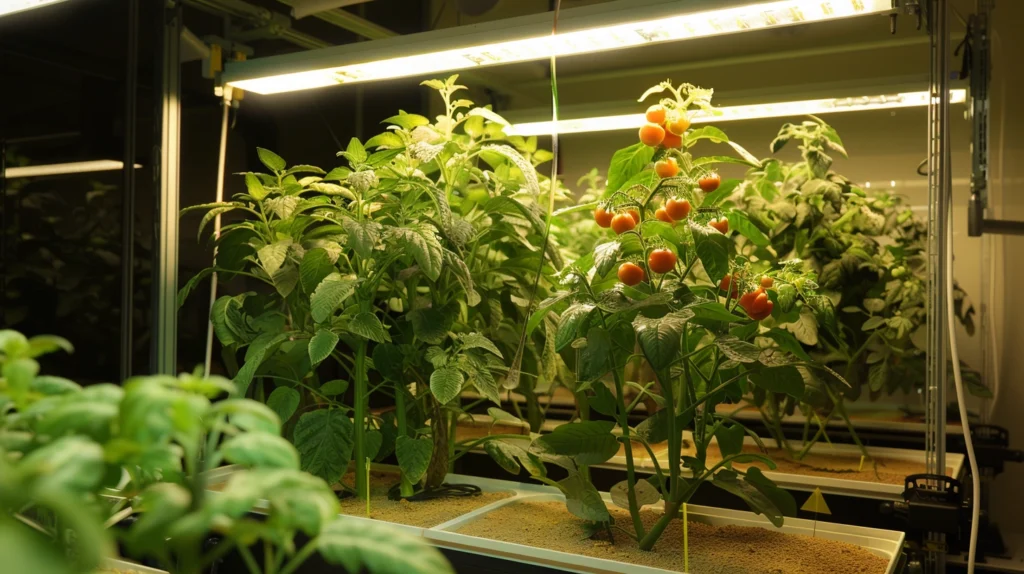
[648,249,677,274]
[718,274,739,299]
[594,206,613,228]
[698,172,721,192]
[618,262,645,286]
[627,209,641,224]
[665,198,691,220]
[639,123,665,147]
[655,206,674,223]
[738,290,759,312]
[661,130,682,148]
[709,218,729,234]
[666,114,691,135]
[747,292,774,320]
[655,158,679,178]
[611,213,637,234]
[760,276,774,289]
[646,104,667,125]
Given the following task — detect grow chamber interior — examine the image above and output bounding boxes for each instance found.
[3,0,1021,573]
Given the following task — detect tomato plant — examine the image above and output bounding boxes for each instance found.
[483,81,846,550]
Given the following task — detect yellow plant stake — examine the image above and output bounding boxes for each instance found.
[365,457,371,517]
[800,487,832,538]
[858,454,866,472]
[682,503,689,573]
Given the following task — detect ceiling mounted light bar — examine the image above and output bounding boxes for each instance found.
[224,0,893,95]
[504,90,968,136]
[4,160,142,179]
[0,0,69,18]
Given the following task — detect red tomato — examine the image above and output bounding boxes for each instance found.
[710,218,729,234]
[648,249,677,274]
[627,209,641,225]
[594,206,613,228]
[645,105,667,125]
[699,172,721,192]
[718,274,739,299]
[661,130,682,148]
[665,198,691,220]
[617,262,645,286]
[611,213,637,235]
[655,158,679,179]
[639,123,666,147]
[655,207,674,223]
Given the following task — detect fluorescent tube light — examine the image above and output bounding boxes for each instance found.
[0,0,69,18]
[505,90,969,136]
[225,0,893,95]
[5,160,141,179]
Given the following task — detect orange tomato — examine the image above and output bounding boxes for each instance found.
[611,213,637,235]
[594,206,613,228]
[661,130,682,148]
[617,262,645,286]
[710,218,729,234]
[655,158,679,178]
[665,198,691,220]
[666,114,691,135]
[699,172,721,192]
[627,209,641,225]
[639,123,666,147]
[760,276,774,289]
[648,249,677,274]
[655,207,674,223]
[718,274,739,299]
[646,105,667,125]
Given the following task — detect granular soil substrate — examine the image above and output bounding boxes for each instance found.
[458,500,888,574]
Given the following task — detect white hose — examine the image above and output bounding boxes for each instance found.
[204,94,231,377]
[947,201,980,574]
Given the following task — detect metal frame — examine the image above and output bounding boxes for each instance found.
[152,1,183,375]
[120,0,139,381]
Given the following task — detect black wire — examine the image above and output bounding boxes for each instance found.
[387,482,482,501]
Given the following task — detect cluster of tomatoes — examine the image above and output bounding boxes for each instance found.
[616,248,677,287]
[640,104,687,149]
[593,206,640,234]
[719,275,775,321]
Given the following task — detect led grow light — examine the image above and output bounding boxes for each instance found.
[505,90,968,136]
[226,0,893,94]
[4,160,141,179]
[0,0,69,18]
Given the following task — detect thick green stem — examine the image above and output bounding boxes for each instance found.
[639,500,682,551]
[612,368,647,540]
[353,340,369,499]
[394,383,415,498]
[575,389,592,482]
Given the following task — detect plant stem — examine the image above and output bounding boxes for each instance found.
[353,339,369,500]
[638,500,681,551]
[611,367,647,541]
[394,382,415,498]
[279,539,319,574]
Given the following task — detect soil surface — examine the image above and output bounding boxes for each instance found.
[624,442,945,485]
[335,469,513,528]
[458,500,888,574]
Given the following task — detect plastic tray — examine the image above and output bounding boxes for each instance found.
[100,558,169,574]
[427,485,906,574]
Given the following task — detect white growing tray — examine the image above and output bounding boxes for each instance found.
[602,436,966,501]
[101,558,169,573]
[203,466,905,574]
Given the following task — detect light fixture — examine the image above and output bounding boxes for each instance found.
[4,160,142,179]
[224,0,893,95]
[504,90,968,136]
[0,0,69,18]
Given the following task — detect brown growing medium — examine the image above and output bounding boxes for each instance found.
[334,469,513,528]
[459,501,889,574]
[624,442,946,485]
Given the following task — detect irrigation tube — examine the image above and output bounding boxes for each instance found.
[204,93,232,377]
[947,201,980,573]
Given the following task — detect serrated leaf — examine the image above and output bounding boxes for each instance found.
[222,433,299,469]
[684,126,730,145]
[395,436,432,484]
[606,142,654,195]
[308,329,339,366]
[294,409,353,485]
[234,332,288,395]
[267,386,300,423]
[299,248,334,295]
[310,273,357,323]
[245,172,267,200]
[365,131,404,149]
[577,326,612,383]
[593,241,622,277]
[317,515,454,574]
[429,367,463,404]
[690,221,733,283]
[461,333,502,357]
[408,306,454,345]
[726,210,770,247]
[533,420,618,466]
[371,343,405,382]
[257,148,286,172]
[559,474,610,522]
[342,218,382,260]
[346,312,387,343]
[272,264,299,298]
[555,304,595,352]
[748,365,804,397]
[862,315,886,331]
[715,336,761,363]
[392,225,443,281]
[383,112,430,130]
[633,310,693,371]
[258,240,291,275]
[343,137,367,164]
[635,408,692,444]
[481,144,539,196]
[868,360,890,392]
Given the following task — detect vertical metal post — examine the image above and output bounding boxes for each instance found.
[120,0,139,381]
[153,1,182,375]
[925,0,951,570]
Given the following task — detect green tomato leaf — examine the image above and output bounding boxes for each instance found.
[346,312,388,343]
[310,273,357,324]
[559,473,610,522]
[532,420,618,466]
[319,379,349,396]
[267,386,300,423]
[726,210,770,247]
[257,148,286,173]
[690,221,734,283]
[577,326,612,383]
[748,365,804,397]
[294,409,354,485]
[429,367,464,404]
[317,516,454,574]
[308,329,340,366]
[395,435,432,484]
[555,303,595,352]
[222,433,300,469]
[371,343,406,382]
[300,248,335,295]
[606,142,655,195]
[633,310,693,371]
